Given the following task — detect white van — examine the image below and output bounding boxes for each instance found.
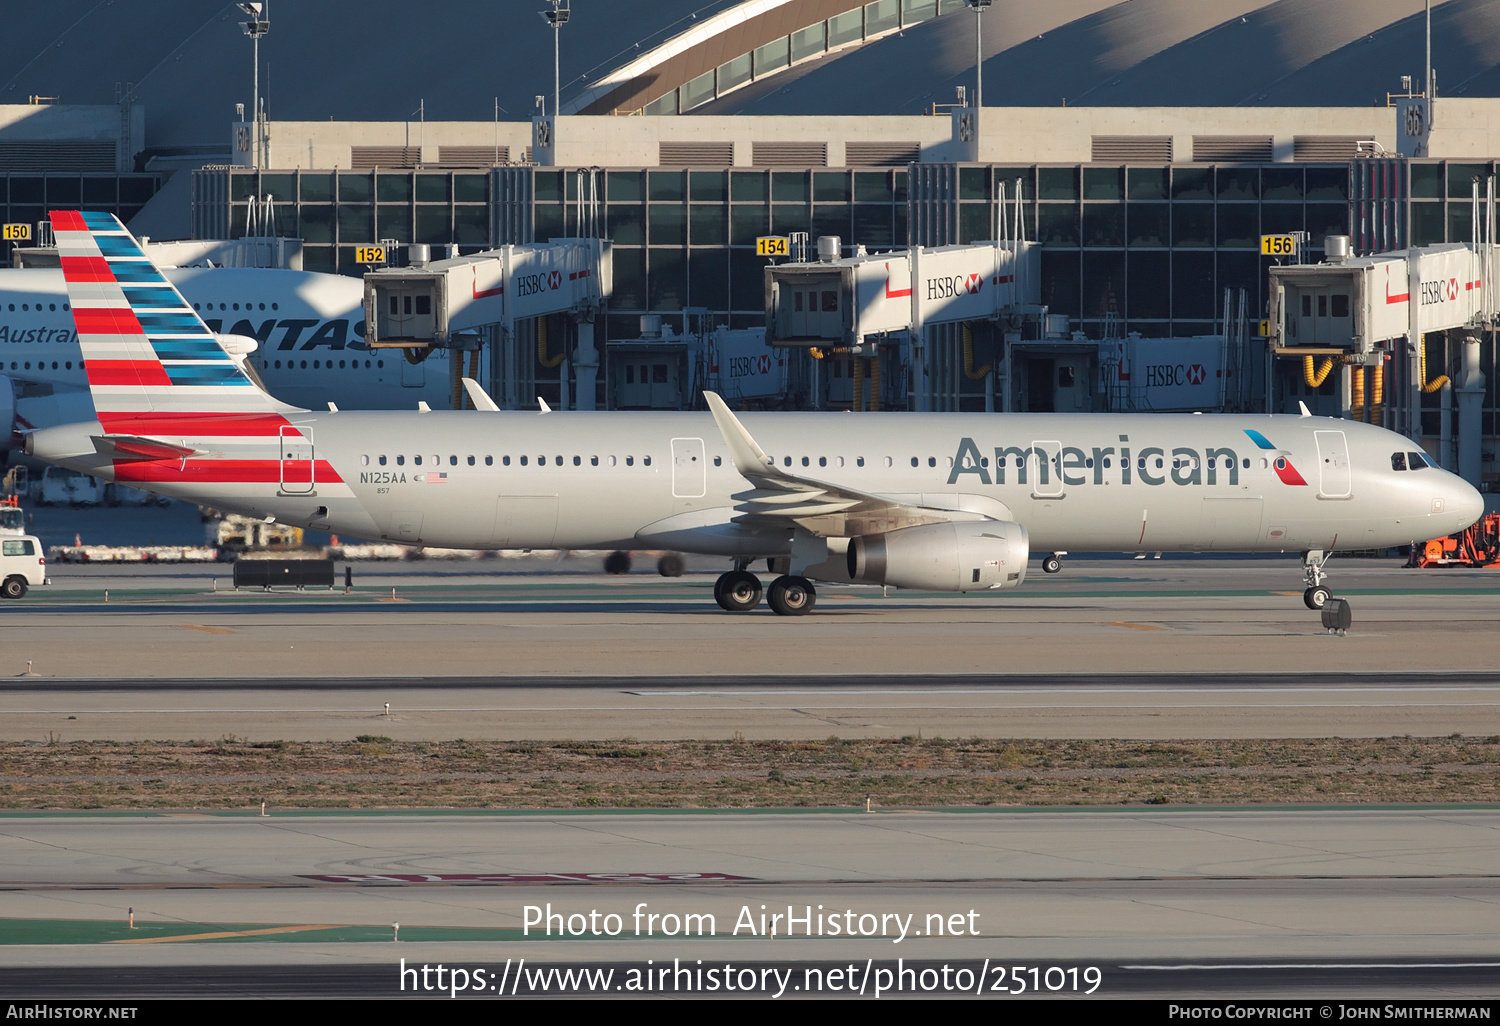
[1,536,49,598]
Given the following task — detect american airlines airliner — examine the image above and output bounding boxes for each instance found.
[25,212,1486,616]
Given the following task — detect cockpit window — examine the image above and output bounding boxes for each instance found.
[1392,452,1407,471]
[1408,451,1432,470]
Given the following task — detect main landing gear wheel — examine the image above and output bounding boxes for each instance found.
[657,553,685,577]
[1303,585,1331,610]
[714,570,762,612]
[767,575,816,616]
[603,550,632,575]
[1041,554,1063,574]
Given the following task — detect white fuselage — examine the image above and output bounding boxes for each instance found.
[0,267,459,413]
[29,410,1485,561]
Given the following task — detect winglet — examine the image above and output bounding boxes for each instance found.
[537,396,552,414]
[462,377,500,412]
[704,391,773,477]
[1298,401,1312,417]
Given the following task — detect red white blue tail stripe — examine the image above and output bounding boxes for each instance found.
[51,211,346,495]
[50,210,294,420]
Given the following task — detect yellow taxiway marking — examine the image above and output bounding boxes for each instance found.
[1103,621,1169,632]
[175,625,238,635]
[112,925,338,944]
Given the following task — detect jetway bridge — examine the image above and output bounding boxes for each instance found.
[363,239,612,410]
[1269,229,1499,484]
[764,235,1041,412]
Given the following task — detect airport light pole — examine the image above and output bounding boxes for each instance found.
[238,2,269,168]
[967,0,990,111]
[541,0,570,120]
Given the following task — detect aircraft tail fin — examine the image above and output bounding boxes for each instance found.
[49,211,302,420]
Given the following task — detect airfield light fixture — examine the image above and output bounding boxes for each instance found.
[238,2,270,169]
[540,0,570,122]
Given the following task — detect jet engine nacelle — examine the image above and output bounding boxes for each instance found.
[847,520,1029,592]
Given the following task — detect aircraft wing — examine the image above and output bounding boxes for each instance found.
[703,392,993,536]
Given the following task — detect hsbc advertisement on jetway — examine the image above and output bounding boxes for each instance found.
[710,328,785,400]
[1111,336,1223,411]
[507,247,598,321]
[1363,247,1487,342]
[849,244,1036,337]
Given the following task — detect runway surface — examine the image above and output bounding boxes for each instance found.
[0,808,1497,997]
[4,558,1499,997]
[4,559,1500,681]
[6,672,1500,740]
[3,558,1500,737]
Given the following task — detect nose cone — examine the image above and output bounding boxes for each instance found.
[1453,476,1486,531]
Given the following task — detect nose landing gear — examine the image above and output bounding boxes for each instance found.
[1300,549,1349,624]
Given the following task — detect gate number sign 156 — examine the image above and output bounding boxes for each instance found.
[1260,234,1298,256]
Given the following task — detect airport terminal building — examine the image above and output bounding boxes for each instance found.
[6,1,1500,480]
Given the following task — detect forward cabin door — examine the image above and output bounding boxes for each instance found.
[671,437,706,498]
[1314,430,1352,499]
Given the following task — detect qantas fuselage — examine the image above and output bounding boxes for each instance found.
[0,267,459,412]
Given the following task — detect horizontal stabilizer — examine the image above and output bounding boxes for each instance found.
[92,434,200,461]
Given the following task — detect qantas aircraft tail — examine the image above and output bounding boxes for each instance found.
[48,210,301,426]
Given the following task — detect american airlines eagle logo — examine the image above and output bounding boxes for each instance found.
[1244,429,1308,486]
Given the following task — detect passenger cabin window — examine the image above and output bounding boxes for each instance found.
[379,456,387,466]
